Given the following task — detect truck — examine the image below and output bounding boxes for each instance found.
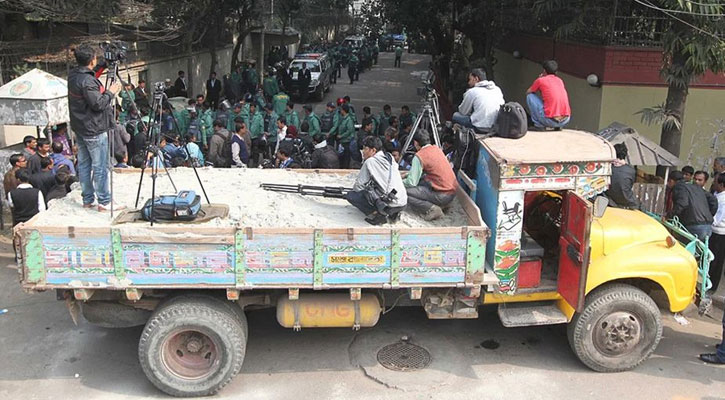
[14,129,702,397]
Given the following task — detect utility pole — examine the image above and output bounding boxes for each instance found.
[259,0,274,86]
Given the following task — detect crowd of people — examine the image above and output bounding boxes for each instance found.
[4,130,79,226]
[107,40,388,172]
[6,40,465,226]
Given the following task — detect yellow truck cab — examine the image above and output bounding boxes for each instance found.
[471,129,698,372]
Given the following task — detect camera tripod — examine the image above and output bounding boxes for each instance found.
[401,75,442,155]
[103,60,144,217]
[401,103,442,156]
[133,85,210,225]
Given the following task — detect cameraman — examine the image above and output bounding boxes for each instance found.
[68,44,122,211]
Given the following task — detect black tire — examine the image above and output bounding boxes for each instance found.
[567,283,662,372]
[315,85,324,102]
[139,295,247,397]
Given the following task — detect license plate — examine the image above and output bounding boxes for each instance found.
[292,72,298,80]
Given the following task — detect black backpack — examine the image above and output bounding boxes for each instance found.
[494,102,528,139]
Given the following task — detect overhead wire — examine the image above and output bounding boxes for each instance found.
[634,0,725,42]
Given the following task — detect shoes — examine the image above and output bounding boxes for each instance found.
[365,212,387,226]
[98,202,128,212]
[423,205,444,221]
[387,212,401,223]
[699,353,725,364]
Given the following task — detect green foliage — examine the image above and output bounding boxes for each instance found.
[659,0,725,88]
[11,63,39,78]
[294,0,353,41]
[276,0,302,32]
[636,103,682,130]
[359,0,385,39]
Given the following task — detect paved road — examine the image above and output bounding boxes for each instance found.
[2,53,725,399]
[307,51,431,117]
[1,227,724,400]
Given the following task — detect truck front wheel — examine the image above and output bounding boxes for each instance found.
[567,283,662,372]
[139,295,247,397]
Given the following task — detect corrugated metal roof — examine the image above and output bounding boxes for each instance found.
[596,122,681,167]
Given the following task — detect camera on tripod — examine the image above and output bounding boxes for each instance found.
[416,69,436,98]
[99,40,128,64]
[153,81,166,94]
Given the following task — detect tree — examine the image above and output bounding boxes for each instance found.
[276,0,302,36]
[231,0,262,71]
[453,0,505,81]
[379,0,455,94]
[359,0,385,41]
[533,0,725,174]
[653,0,725,174]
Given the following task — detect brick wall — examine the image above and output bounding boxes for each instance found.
[497,32,725,88]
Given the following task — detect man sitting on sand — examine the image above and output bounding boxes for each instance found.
[345,136,407,225]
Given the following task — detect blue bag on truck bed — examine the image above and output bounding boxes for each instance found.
[141,190,201,221]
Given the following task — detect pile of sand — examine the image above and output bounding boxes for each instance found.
[31,168,470,229]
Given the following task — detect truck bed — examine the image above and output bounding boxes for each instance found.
[16,170,491,292]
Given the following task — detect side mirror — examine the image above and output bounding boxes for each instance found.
[593,196,609,218]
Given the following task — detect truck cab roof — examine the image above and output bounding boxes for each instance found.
[481,129,616,166]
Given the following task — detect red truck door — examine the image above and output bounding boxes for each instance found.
[557,191,592,312]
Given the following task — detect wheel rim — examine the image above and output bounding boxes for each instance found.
[161,329,220,380]
[593,311,642,357]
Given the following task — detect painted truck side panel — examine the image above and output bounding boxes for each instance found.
[19,227,488,290]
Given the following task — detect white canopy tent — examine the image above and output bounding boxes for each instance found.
[0,69,70,229]
[0,68,69,127]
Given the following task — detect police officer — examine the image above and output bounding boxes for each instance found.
[321,102,337,146]
[348,52,359,84]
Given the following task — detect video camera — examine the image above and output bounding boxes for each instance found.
[416,69,436,98]
[153,81,166,93]
[99,40,128,64]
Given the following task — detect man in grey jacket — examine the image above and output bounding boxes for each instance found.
[68,44,121,211]
[208,120,231,167]
[346,136,407,225]
[452,68,504,132]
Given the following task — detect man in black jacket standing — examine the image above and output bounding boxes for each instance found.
[206,72,222,110]
[298,63,312,103]
[8,169,46,226]
[134,80,150,109]
[605,143,640,209]
[68,44,121,211]
[667,170,718,240]
[174,70,188,98]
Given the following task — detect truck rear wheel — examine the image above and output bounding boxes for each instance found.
[567,283,662,372]
[139,295,247,397]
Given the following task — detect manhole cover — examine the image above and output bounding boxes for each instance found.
[377,341,432,371]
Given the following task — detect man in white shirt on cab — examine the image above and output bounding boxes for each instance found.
[452,68,504,133]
